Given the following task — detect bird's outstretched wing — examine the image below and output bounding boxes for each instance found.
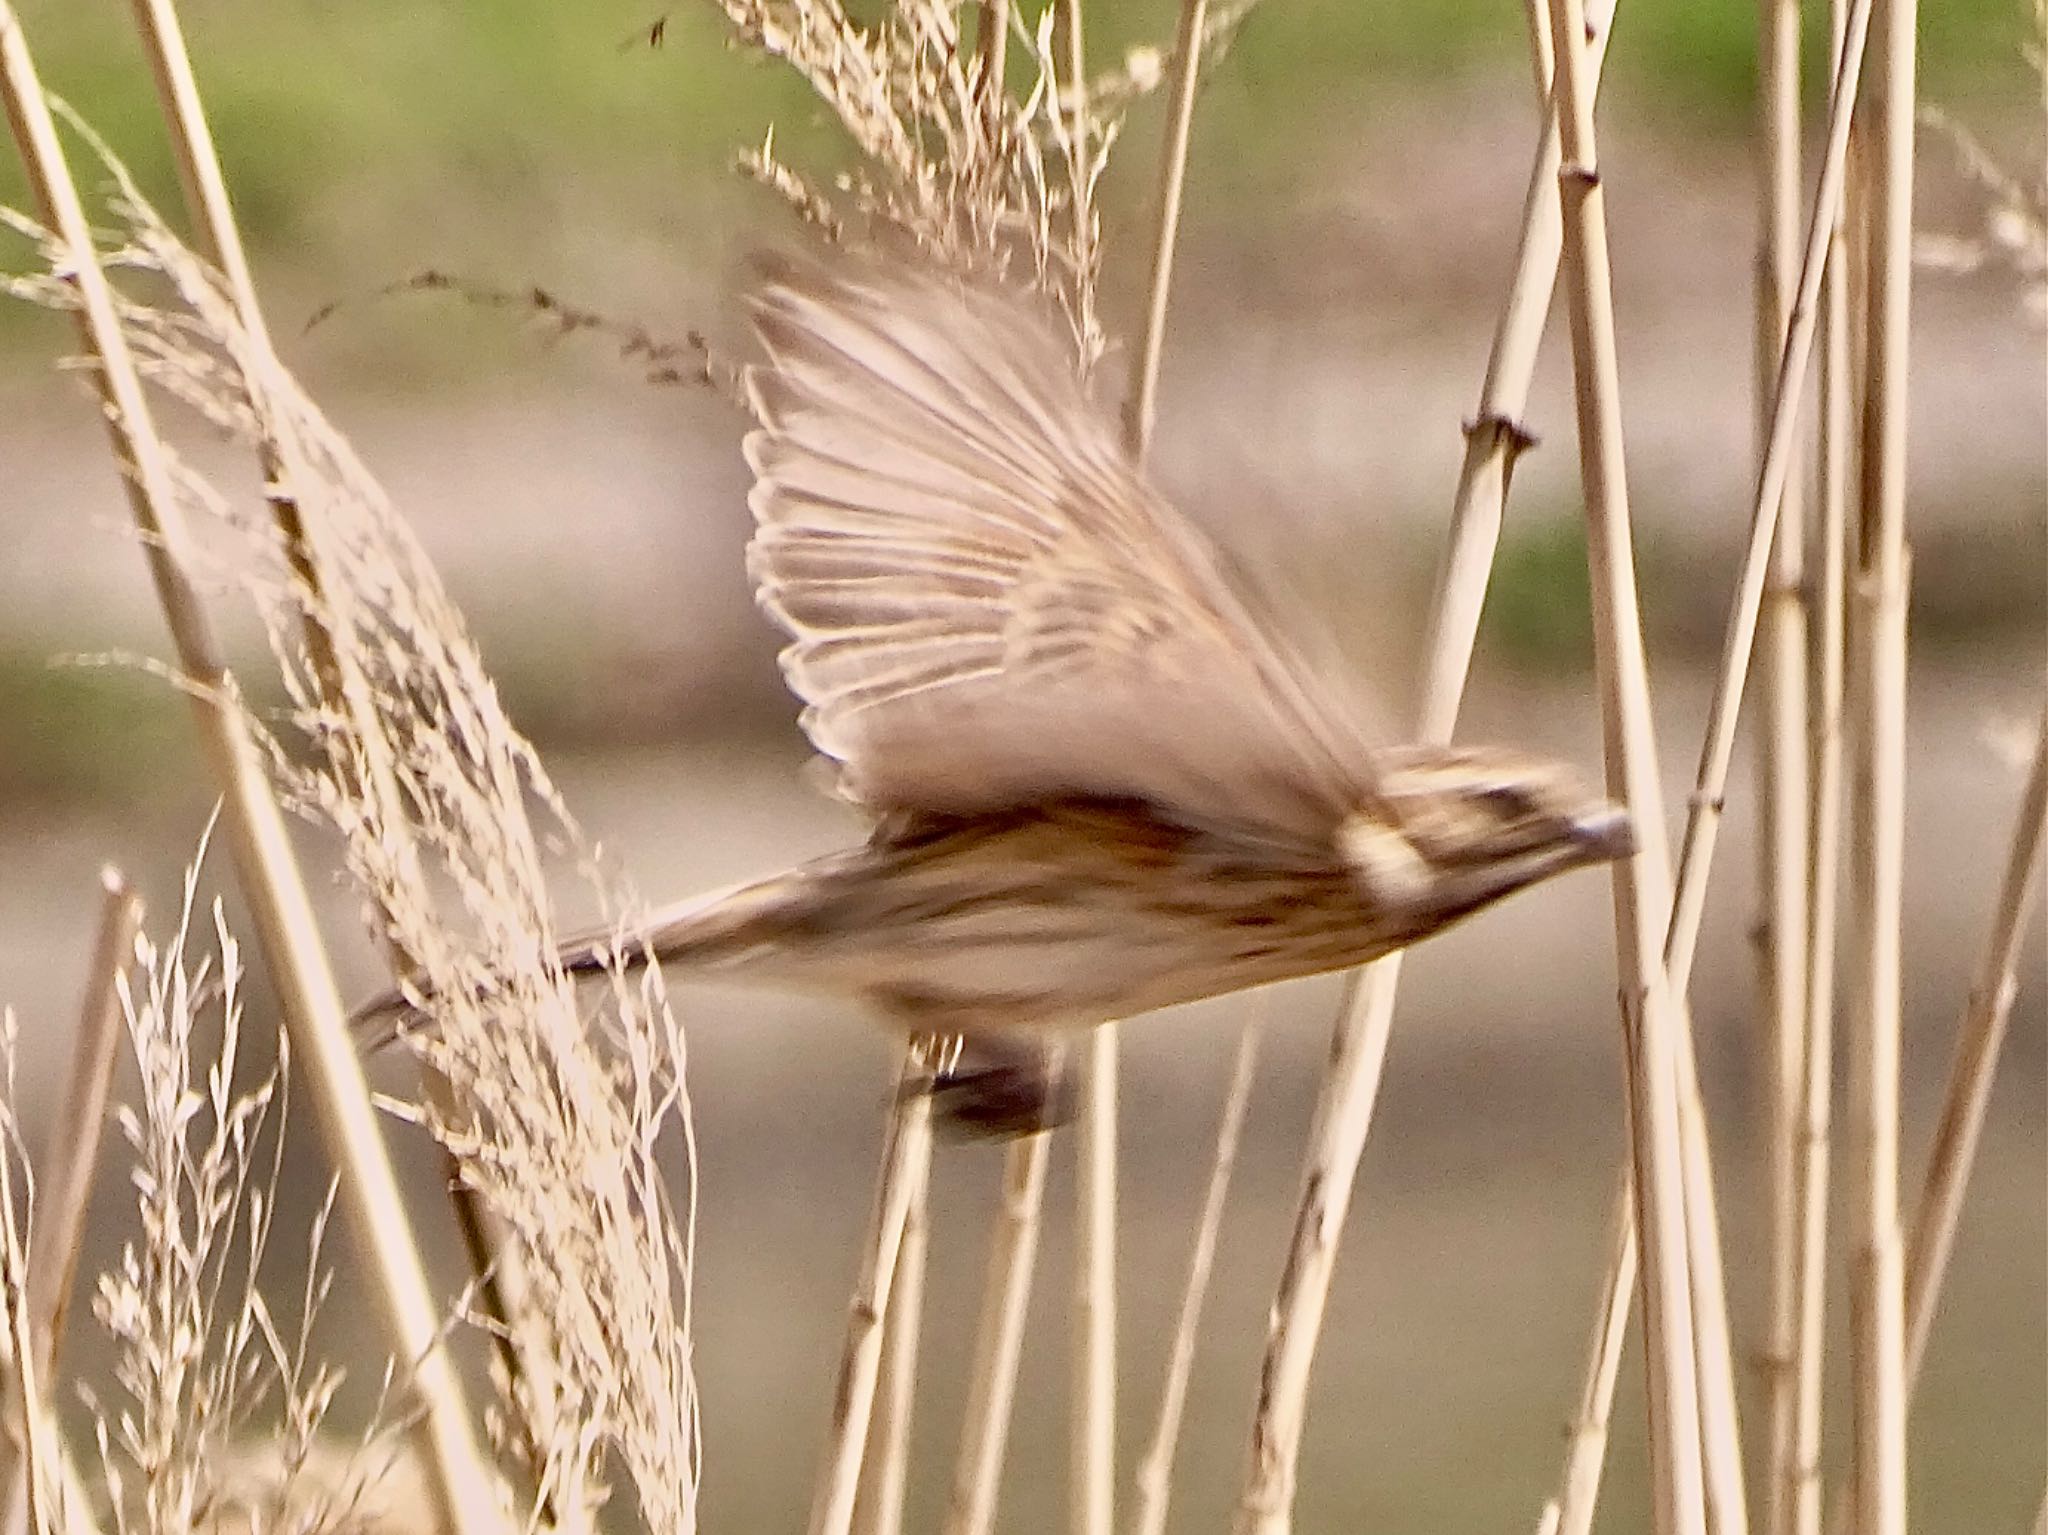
[744,259,1376,841]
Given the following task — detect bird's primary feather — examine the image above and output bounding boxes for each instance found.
[743,261,1381,843]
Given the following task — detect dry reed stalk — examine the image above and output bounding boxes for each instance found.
[1794,0,1875,1530]
[854,1143,931,1535]
[1663,0,1876,1003]
[1544,0,1707,1526]
[1073,1037,1117,1535]
[810,1063,935,1535]
[0,872,141,1535]
[1420,0,1611,724]
[119,0,561,1498]
[0,15,501,1531]
[1073,8,1218,1527]
[1785,0,1859,1523]
[1058,8,1116,1533]
[1130,1022,1259,1535]
[1754,0,1811,1525]
[1123,0,1208,459]
[1542,5,1880,1522]
[1535,1170,1636,1535]
[1901,710,2047,1383]
[1234,9,1615,1531]
[943,1134,1053,1535]
[1846,0,1917,1523]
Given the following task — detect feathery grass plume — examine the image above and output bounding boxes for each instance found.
[716,0,1116,365]
[84,847,397,1535]
[2,122,700,1530]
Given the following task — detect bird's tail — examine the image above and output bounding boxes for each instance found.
[347,866,825,1051]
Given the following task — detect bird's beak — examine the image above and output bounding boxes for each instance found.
[1570,803,1636,860]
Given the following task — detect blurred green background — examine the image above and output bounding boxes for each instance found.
[0,2,2041,1531]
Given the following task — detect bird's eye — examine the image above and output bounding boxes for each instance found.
[1480,784,1534,817]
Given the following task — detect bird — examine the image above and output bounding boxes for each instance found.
[354,256,1633,1136]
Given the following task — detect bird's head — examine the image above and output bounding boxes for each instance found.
[1336,744,1633,922]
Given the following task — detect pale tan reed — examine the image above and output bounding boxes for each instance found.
[1545,0,1707,1525]
[1130,1023,1259,1535]
[1234,5,1613,1527]
[0,13,502,1528]
[943,1136,1053,1535]
[809,1066,935,1535]
[1062,7,1119,1531]
[853,1138,929,1535]
[1541,0,1880,1520]
[1784,0,1861,1522]
[1846,0,1918,1525]
[1754,0,1812,1525]
[1535,1171,1636,1535]
[1901,710,2047,1390]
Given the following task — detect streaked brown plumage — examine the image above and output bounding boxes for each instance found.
[356,258,1633,1133]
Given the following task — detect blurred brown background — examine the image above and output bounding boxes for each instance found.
[0,1,2041,1529]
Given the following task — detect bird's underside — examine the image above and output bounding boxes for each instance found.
[566,800,1393,1036]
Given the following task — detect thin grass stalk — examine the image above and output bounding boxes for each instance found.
[0,874,138,1535]
[1420,4,1612,728]
[1788,1,1859,1522]
[1073,1036,1117,1535]
[1544,0,1707,1525]
[1901,709,2048,1381]
[2033,1486,2047,1535]
[1235,10,1616,1532]
[1057,11,1116,1535]
[810,1058,935,1535]
[1754,0,1812,1523]
[24,873,139,1383]
[0,872,141,1535]
[942,1134,1053,1535]
[1130,1022,1259,1535]
[1662,0,1876,1000]
[0,1142,52,1535]
[1113,12,1217,1513]
[976,0,1009,142]
[1846,0,1917,1520]
[119,0,560,1498]
[1122,0,1208,459]
[855,1148,930,1535]
[0,16,501,1531]
[1672,1039,1745,1535]
[1536,1169,1637,1535]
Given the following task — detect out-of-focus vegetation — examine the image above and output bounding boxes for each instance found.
[3,0,2038,281]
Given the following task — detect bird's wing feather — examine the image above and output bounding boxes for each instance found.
[744,260,1375,840]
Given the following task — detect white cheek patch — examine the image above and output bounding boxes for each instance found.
[1336,814,1429,912]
